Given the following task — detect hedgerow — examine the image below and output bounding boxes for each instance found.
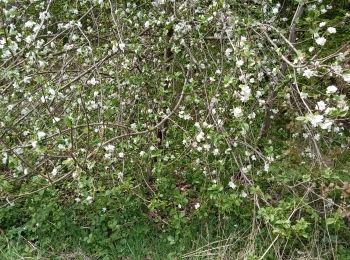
[1,0,350,258]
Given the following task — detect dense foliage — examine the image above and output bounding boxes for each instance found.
[1,0,350,258]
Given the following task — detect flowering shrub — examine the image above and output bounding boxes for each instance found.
[1,0,350,258]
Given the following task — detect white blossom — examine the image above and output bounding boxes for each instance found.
[272,7,279,14]
[315,101,326,111]
[31,141,38,148]
[104,144,115,153]
[320,119,333,130]
[326,85,337,94]
[86,196,94,204]
[239,85,251,102]
[213,148,219,156]
[315,37,327,46]
[51,168,58,176]
[228,181,236,189]
[327,27,336,34]
[264,163,270,172]
[236,60,244,67]
[233,107,243,118]
[37,131,46,139]
[24,20,36,28]
[343,73,350,83]
[196,132,205,142]
[319,22,327,27]
[87,77,98,86]
[303,69,316,79]
[117,172,124,181]
[119,42,126,51]
[225,48,232,58]
[39,11,50,21]
[203,143,211,151]
[241,191,248,198]
[308,114,324,127]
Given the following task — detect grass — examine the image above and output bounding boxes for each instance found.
[2,216,350,259]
